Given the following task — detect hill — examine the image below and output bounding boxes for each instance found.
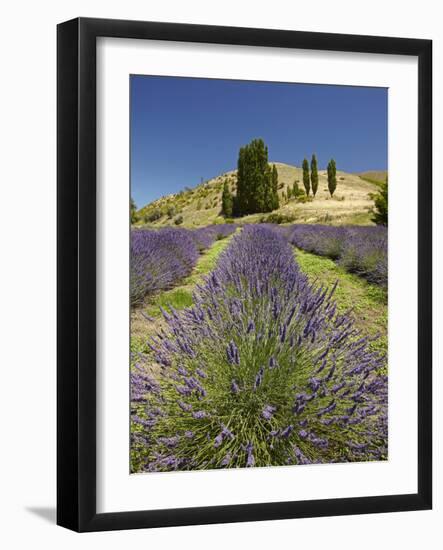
[358,171,388,185]
[135,162,383,227]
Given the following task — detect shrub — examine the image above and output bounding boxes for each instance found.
[144,208,162,223]
[130,198,139,224]
[372,178,388,226]
[260,212,297,224]
[174,215,184,225]
[292,180,304,199]
[296,195,312,204]
[167,206,177,219]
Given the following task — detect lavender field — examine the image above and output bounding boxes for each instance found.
[287,224,387,286]
[130,223,388,472]
[130,224,237,306]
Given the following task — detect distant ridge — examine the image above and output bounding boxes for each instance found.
[358,171,388,184]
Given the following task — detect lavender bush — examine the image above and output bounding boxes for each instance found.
[130,228,199,306]
[131,225,237,306]
[191,224,237,252]
[288,225,387,286]
[131,225,387,472]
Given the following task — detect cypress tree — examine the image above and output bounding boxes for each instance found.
[271,164,280,210]
[263,165,271,212]
[311,154,319,197]
[327,159,337,197]
[221,180,233,217]
[302,158,310,196]
[236,146,248,214]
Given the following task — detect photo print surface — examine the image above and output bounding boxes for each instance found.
[129,75,388,474]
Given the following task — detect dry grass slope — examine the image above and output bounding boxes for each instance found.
[135,162,383,228]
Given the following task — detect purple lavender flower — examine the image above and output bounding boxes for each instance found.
[192,411,208,419]
[221,424,234,439]
[293,446,311,465]
[281,425,294,438]
[309,378,321,392]
[226,340,240,365]
[254,367,264,389]
[317,399,336,417]
[178,400,192,412]
[221,453,232,467]
[158,436,180,447]
[244,442,255,467]
[262,404,277,421]
[349,442,368,450]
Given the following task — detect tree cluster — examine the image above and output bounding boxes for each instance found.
[221,140,340,218]
[231,138,279,217]
[302,154,319,197]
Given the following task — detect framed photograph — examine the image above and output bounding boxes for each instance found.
[57,17,432,532]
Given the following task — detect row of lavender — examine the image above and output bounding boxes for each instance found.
[131,225,387,472]
[284,224,387,286]
[131,224,236,306]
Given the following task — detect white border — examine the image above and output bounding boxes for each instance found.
[97,38,418,513]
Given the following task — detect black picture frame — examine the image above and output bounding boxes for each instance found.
[57,17,432,532]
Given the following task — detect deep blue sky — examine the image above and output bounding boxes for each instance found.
[131,75,387,208]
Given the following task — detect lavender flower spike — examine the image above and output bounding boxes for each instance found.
[262,404,277,421]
